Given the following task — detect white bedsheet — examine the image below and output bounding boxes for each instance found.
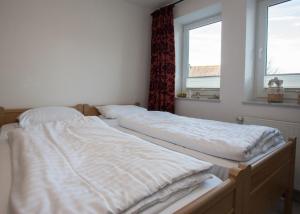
[119,111,284,161]
[8,117,213,214]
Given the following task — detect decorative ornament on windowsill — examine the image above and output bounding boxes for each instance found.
[267,77,284,103]
[177,92,187,98]
[191,91,202,99]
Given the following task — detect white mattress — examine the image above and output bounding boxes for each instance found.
[100,117,286,180]
[0,123,222,214]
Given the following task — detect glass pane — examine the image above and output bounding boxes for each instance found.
[187,77,220,88]
[188,22,222,78]
[267,0,300,75]
[264,75,300,88]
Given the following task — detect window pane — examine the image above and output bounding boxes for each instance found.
[188,22,222,78]
[267,0,300,75]
[187,77,220,88]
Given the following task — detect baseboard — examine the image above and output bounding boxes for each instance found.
[294,189,300,203]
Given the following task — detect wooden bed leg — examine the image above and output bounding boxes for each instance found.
[236,164,251,214]
[284,190,293,214]
[284,138,297,214]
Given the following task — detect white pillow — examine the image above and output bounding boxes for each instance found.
[19,106,84,128]
[96,105,147,119]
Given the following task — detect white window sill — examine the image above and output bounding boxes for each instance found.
[176,97,221,103]
[243,100,300,109]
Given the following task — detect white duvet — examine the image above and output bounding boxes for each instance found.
[8,117,212,214]
[119,111,284,161]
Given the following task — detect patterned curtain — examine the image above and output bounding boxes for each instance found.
[148,5,175,113]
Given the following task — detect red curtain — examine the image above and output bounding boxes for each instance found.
[148,5,175,113]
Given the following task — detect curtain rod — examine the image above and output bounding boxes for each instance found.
[151,0,184,14]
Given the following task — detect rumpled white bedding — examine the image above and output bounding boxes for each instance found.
[0,123,19,141]
[8,117,212,214]
[119,111,284,161]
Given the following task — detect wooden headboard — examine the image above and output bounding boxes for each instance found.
[83,104,100,116]
[0,104,84,127]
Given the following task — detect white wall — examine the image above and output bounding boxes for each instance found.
[0,0,151,108]
[174,0,300,189]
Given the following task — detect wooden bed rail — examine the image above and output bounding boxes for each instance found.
[0,105,84,127]
[175,167,251,214]
[239,138,297,214]
[176,138,296,214]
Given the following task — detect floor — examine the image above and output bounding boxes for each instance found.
[293,202,300,214]
[271,200,300,214]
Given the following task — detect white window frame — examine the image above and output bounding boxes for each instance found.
[255,0,300,99]
[182,15,222,90]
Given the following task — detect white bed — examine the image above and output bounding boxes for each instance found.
[0,120,222,214]
[99,116,286,180]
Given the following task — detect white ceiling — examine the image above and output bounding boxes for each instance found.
[125,0,173,9]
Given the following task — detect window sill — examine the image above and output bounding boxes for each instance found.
[242,100,300,109]
[176,97,221,103]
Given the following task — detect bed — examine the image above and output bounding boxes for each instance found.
[83,104,297,214]
[0,105,247,214]
[97,116,284,180]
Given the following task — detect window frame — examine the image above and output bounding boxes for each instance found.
[182,14,222,90]
[255,0,300,99]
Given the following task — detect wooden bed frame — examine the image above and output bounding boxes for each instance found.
[82,104,297,214]
[0,104,296,214]
[238,137,296,214]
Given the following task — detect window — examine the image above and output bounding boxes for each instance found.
[183,16,222,89]
[256,0,300,96]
